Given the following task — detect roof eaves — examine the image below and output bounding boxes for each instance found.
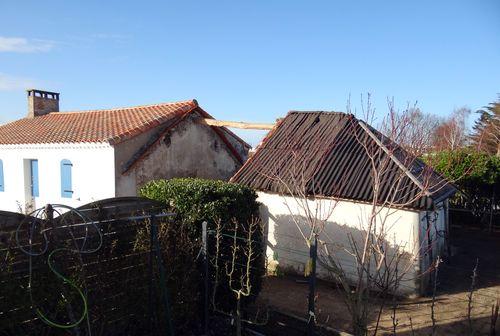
[431,188,457,205]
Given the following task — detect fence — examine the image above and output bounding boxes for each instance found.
[450,206,500,232]
[0,197,174,336]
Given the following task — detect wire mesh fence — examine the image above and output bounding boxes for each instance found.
[0,197,174,336]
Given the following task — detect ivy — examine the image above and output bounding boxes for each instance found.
[424,150,500,213]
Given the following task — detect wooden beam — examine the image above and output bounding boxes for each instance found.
[200,118,275,130]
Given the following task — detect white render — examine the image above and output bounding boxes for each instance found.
[0,117,245,214]
[258,191,446,295]
[0,143,115,213]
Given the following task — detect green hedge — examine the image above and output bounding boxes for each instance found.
[139,178,265,313]
[140,178,260,227]
[424,150,500,220]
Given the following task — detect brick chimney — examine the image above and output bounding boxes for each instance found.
[27,89,60,118]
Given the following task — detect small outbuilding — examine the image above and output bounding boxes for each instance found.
[0,89,249,213]
[231,111,456,295]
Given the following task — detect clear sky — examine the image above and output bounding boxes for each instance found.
[0,1,499,146]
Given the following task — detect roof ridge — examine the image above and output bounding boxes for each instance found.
[357,119,430,196]
[54,99,197,115]
[288,110,348,115]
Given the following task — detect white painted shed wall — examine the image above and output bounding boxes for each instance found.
[258,191,429,295]
[417,202,446,290]
[0,143,115,213]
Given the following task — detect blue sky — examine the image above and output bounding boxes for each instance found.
[0,1,499,146]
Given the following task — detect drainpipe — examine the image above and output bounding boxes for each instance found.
[425,198,435,293]
[444,199,451,257]
[413,213,423,295]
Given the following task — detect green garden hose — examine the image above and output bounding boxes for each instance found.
[33,248,88,329]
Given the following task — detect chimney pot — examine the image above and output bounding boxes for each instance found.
[27,89,60,118]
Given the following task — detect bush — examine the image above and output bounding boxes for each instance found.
[139,178,265,313]
[424,150,500,223]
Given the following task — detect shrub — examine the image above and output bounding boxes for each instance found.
[424,150,500,225]
[139,178,265,313]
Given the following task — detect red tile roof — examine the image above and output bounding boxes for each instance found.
[0,100,198,145]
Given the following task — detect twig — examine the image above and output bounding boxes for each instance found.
[430,256,441,336]
[467,258,479,335]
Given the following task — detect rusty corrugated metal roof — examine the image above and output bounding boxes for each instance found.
[231,111,456,209]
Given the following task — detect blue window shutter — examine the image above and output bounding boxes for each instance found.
[60,159,73,198]
[30,160,39,197]
[0,160,4,192]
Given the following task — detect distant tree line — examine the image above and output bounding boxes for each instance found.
[385,95,500,229]
[385,96,499,156]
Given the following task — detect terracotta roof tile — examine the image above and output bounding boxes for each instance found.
[0,100,198,145]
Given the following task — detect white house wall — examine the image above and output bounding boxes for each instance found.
[258,191,422,295]
[0,143,115,213]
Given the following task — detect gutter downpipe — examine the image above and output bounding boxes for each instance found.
[425,197,435,294]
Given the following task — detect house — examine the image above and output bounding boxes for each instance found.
[0,89,250,213]
[231,111,457,295]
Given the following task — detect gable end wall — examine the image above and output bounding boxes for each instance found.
[114,113,244,196]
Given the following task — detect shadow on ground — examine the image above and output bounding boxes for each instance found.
[439,228,500,294]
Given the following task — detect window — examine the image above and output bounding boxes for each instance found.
[30,159,39,197]
[0,159,4,192]
[60,159,73,198]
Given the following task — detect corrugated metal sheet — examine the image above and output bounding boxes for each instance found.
[231,111,456,210]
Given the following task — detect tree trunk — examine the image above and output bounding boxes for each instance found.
[236,297,241,336]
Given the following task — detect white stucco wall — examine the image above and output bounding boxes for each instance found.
[0,143,115,213]
[258,191,426,295]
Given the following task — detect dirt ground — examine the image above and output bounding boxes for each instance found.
[257,228,500,335]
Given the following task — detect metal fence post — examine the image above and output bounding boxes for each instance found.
[148,214,155,330]
[151,214,174,336]
[202,221,209,335]
[308,235,317,336]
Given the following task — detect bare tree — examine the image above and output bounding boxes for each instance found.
[379,103,441,156]
[467,259,479,334]
[430,257,441,336]
[225,218,258,336]
[433,107,471,151]
[211,217,267,336]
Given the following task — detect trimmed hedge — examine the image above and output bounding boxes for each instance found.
[139,178,265,313]
[140,178,260,227]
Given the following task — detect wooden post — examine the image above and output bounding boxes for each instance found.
[308,236,317,336]
[489,192,495,233]
[202,221,209,335]
[198,118,275,130]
